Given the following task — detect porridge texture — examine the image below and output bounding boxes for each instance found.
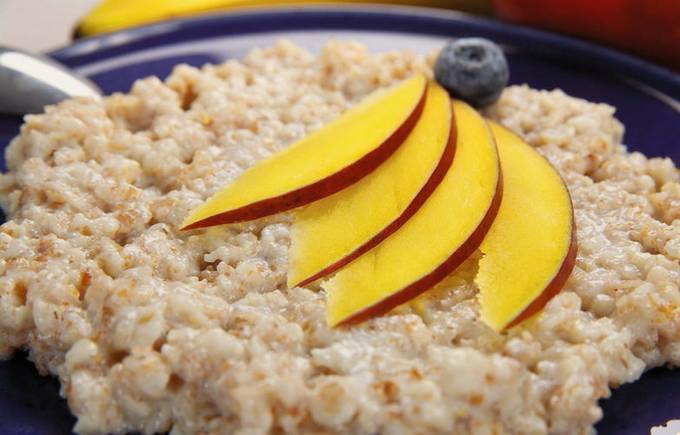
[0,41,679,435]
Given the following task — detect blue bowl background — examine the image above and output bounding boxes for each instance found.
[0,6,678,434]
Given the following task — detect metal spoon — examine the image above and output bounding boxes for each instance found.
[0,46,102,115]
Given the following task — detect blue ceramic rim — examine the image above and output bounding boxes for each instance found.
[47,5,680,100]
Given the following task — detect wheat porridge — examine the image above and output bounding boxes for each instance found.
[0,41,678,434]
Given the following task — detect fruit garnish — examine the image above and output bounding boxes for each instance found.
[179,45,574,331]
[323,100,501,327]
[181,73,427,230]
[477,122,577,331]
[288,82,455,288]
[434,38,509,108]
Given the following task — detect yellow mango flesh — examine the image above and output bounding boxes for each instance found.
[181,73,426,229]
[324,100,500,326]
[477,123,575,332]
[288,82,452,288]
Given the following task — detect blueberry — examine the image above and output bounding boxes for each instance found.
[434,38,509,108]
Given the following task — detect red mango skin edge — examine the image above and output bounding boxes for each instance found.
[499,124,578,331]
[504,205,578,330]
[181,83,428,230]
[336,158,504,327]
[292,104,458,288]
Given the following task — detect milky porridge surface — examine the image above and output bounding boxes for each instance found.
[0,41,678,435]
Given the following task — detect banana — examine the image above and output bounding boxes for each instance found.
[75,0,491,37]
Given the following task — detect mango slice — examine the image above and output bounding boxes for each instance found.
[324,100,501,327]
[477,123,577,331]
[181,74,427,229]
[288,82,455,288]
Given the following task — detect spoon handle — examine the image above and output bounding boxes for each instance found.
[0,46,102,115]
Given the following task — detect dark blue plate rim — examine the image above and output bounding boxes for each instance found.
[47,5,679,101]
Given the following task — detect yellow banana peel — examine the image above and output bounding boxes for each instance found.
[76,0,491,37]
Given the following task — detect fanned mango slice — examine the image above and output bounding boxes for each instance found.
[324,100,501,327]
[181,74,427,229]
[288,82,455,288]
[477,123,577,331]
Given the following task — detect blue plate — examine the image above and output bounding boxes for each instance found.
[0,6,678,435]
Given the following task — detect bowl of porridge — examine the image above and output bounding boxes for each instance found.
[0,6,678,435]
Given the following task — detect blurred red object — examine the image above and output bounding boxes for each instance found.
[493,0,680,69]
